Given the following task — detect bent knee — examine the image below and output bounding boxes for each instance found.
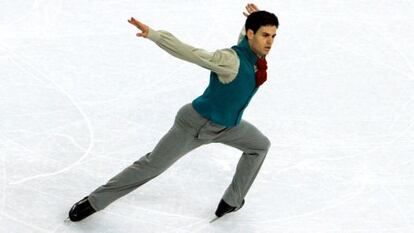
[263,136,271,151]
[253,135,271,155]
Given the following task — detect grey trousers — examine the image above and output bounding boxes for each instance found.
[88,103,271,211]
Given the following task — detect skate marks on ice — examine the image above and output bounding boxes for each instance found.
[1,0,414,232]
[0,41,95,186]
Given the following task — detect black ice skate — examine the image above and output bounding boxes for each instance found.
[212,198,245,221]
[68,196,96,222]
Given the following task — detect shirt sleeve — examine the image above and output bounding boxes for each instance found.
[146,28,239,84]
[237,26,246,44]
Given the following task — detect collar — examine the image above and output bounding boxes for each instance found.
[238,37,258,65]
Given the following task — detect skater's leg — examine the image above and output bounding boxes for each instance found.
[88,104,207,211]
[214,120,271,208]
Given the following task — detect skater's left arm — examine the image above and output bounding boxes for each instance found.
[237,3,260,44]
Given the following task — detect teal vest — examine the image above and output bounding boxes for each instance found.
[192,38,259,127]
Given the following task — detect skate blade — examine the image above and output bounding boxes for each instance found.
[209,216,220,223]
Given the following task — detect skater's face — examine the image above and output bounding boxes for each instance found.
[247,25,277,57]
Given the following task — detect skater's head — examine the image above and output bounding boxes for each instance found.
[245,11,278,57]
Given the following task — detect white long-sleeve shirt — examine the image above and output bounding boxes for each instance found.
[146,28,246,84]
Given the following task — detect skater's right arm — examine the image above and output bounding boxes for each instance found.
[127,17,239,84]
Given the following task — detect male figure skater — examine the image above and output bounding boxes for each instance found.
[69,3,278,222]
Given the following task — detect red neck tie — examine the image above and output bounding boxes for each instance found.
[255,57,267,87]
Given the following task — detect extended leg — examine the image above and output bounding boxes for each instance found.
[88,125,204,211]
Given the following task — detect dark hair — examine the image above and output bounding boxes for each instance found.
[245,11,279,34]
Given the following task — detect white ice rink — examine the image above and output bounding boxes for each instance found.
[1,0,414,232]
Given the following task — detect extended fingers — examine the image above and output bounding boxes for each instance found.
[243,3,260,16]
[128,17,135,26]
[128,17,149,37]
[128,17,136,26]
[246,3,259,13]
[250,3,259,11]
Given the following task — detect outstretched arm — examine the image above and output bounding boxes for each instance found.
[128,17,239,84]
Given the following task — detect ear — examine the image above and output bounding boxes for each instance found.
[246,29,255,40]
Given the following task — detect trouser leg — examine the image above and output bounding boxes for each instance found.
[214,120,271,208]
[88,104,205,211]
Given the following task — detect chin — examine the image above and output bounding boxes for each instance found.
[262,51,270,56]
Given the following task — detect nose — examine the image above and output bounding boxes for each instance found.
[267,37,273,45]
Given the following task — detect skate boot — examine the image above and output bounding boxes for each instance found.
[68,196,96,222]
[215,199,245,217]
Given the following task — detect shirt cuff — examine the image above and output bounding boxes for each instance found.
[147,28,161,42]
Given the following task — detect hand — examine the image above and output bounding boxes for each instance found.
[128,17,149,37]
[243,3,260,17]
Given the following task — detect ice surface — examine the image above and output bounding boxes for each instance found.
[1,0,414,232]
